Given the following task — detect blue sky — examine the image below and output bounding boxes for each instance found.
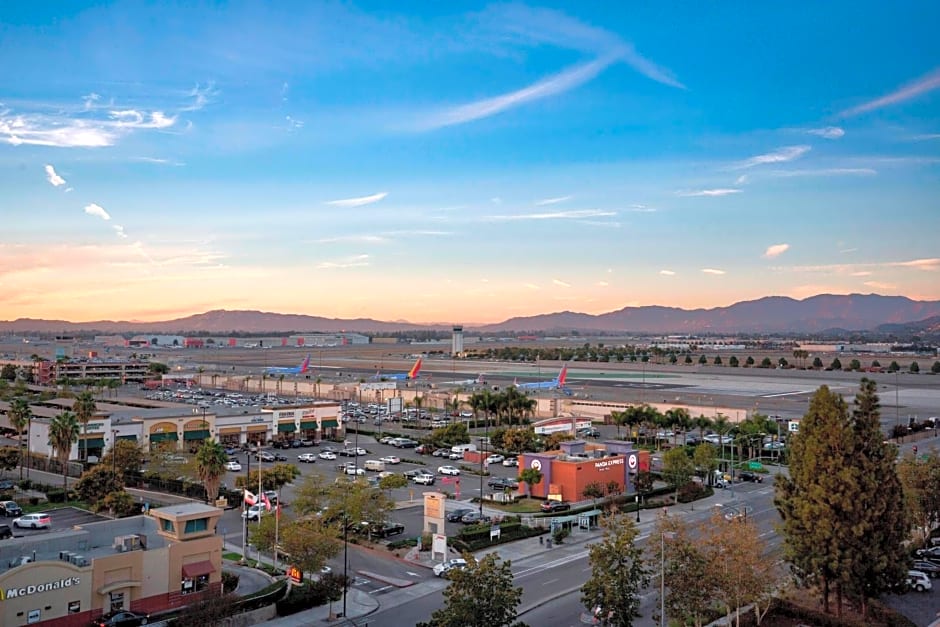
[1,1,939,324]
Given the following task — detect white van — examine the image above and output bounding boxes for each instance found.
[451,443,477,454]
[364,459,386,472]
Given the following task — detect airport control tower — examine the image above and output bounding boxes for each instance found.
[451,325,464,356]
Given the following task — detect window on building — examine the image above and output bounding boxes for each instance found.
[184,518,208,533]
[109,591,124,612]
[181,575,209,595]
[161,518,174,533]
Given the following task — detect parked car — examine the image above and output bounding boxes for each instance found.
[318,451,337,460]
[540,501,571,513]
[91,610,151,626]
[300,438,318,447]
[488,477,518,490]
[272,452,288,462]
[738,471,763,483]
[577,427,601,438]
[0,524,12,539]
[437,465,460,476]
[224,447,240,456]
[763,441,786,450]
[0,479,16,491]
[915,546,940,561]
[912,560,940,578]
[908,570,932,592]
[404,468,431,479]
[379,436,396,445]
[379,455,401,465]
[446,508,474,522]
[257,451,276,462]
[224,460,242,472]
[0,501,23,517]
[354,521,406,538]
[432,448,451,457]
[485,454,505,464]
[298,453,317,463]
[413,472,436,485]
[433,558,468,577]
[394,439,419,449]
[272,440,292,449]
[13,513,51,529]
[344,465,366,476]
[460,511,491,525]
[502,457,519,467]
[242,504,266,521]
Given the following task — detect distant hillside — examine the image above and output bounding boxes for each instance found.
[874,314,940,340]
[2,294,940,335]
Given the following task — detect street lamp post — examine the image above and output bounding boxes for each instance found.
[111,430,118,477]
[895,370,901,442]
[342,512,349,618]
[660,531,676,627]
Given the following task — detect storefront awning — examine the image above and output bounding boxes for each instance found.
[181,560,215,578]
[184,429,211,440]
[299,421,318,430]
[79,437,106,448]
[277,422,297,433]
[116,435,138,441]
[149,432,179,443]
[320,419,339,429]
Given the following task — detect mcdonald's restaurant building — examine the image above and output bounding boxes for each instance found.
[0,504,223,626]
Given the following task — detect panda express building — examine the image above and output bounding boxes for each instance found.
[0,504,223,626]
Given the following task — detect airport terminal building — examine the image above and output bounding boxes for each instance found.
[0,504,223,627]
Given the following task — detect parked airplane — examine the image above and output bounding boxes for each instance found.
[514,364,572,395]
[373,358,422,381]
[263,354,311,375]
[444,373,486,386]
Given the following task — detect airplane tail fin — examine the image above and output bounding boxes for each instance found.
[408,358,422,379]
[557,364,568,386]
[299,354,311,373]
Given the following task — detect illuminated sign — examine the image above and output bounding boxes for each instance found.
[287,566,303,584]
[593,457,625,471]
[1,577,81,600]
[530,459,542,471]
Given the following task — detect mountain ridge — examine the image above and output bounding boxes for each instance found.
[3,294,940,335]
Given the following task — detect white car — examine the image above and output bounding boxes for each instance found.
[379,455,401,465]
[486,454,504,464]
[377,471,396,479]
[224,460,242,471]
[437,465,460,476]
[242,504,266,521]
[319,451,337,460]
[459,411,473,418]
[345,466,366,476]
[433,558,468,577]
[413,473,436,485]
[298,453,317,463]
[13,513,51,529]
[502,457,519,467]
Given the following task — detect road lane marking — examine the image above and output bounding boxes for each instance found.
[406,571,421,577]
[543,578,559,586]
[369,585,394,594]
[760,389,813,398]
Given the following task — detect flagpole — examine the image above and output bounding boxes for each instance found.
[242,445,250,562]
[274,488,280,571]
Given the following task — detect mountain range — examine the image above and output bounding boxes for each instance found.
[2,294,939,336]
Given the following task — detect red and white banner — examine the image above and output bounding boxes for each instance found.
[262,492,272,511]
[244,490,257,505]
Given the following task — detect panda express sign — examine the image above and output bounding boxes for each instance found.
[1,576,81,600]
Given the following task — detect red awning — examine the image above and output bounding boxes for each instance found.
[181,560,215,578]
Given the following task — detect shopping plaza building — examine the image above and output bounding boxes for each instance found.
[0,503,223,627]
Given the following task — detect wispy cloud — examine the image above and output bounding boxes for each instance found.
[420,55,617,130]
[84,203,111,221]
[325,192,388,207]
[316,254,371,269]
[840,248,858,254]
[82,93,100,110]
[627,204,656,212]
[596,281,609,287]
[864,281,897,290]
[113,225,127,239]
[44,164,66,187]
[181,82,218,112]
[314,234,388,244]
[677,188,741,197]
[535,195,572,206]
[851,271,871,277]
[524,283,541,290]
[701,268,726,275]
[894,258,940,271]
[487,209,616,221]
[763,243,790,259]
[552,279,571,287]
[735,175,748,185]
[807,126,845,139]
[659,269,675,276]
[733,145,811,169]
[131,156,186,166]
[1,101,177,148]
[840,67,940,117]
[769,168,876,178]
[911,133,940,141]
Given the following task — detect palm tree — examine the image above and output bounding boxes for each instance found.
[49,410,80,489]
[695,414,712,444]
[73,391,97,462]
[9,398,31,480]
[195,439,229,504]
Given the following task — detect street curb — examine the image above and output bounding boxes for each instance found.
[356,570,415,588]
[517,584,583,617]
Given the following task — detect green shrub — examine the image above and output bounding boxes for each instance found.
[275,574,346,616]
[552,527,570,544]
[18,479,32,491]
[221,571,240,592]
[387,537,418,550]
[47,489,67,503]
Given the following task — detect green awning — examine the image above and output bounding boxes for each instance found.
[184,429,210,440]
[320,419,338,429]
[300,421,318,430]
[79,438,105,449]
[117,435,138,441]
[150,432,179,443]
[277,423,297,433]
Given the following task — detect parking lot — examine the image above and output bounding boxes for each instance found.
[7,506,111,537]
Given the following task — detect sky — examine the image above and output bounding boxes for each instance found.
[1,2,939,325]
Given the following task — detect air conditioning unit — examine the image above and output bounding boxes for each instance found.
[59,550,74,561]
[69,554,88,566]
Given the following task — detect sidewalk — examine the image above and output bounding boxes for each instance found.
[222,541,380,625]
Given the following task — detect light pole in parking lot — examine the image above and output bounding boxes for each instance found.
[660,531,676,627]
